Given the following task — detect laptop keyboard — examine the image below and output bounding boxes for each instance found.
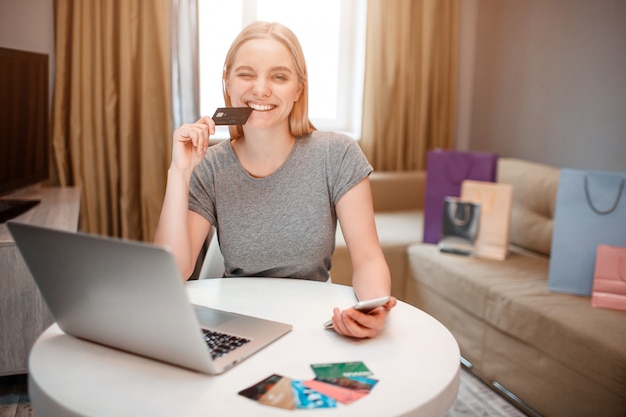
[202,329,251,360]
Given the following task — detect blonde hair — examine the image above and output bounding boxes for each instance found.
[222,21,316,139]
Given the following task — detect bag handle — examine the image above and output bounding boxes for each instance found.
[584,176,625,215]
[447,201,472,226]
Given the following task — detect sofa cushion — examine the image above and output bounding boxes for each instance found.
[407,244,550,323]
[497,158,559,256]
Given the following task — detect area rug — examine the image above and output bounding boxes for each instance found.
[446,369,527,417]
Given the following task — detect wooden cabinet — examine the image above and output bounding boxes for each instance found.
[0,186,80,375]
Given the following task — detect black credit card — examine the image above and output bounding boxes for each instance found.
[212,107,253,125]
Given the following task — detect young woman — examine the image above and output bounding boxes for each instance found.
[155,21,396,338]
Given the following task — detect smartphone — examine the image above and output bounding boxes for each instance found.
[352,296,391,313]
[324,296,391,328]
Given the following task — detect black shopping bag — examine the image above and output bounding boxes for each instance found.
[438,197,481,256]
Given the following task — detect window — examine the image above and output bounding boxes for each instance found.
[198,0,367,138]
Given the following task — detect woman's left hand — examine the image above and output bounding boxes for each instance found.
[329,297,397,339]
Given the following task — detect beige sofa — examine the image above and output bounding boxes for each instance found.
[331,158,626,417]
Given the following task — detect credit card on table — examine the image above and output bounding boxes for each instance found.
[212,107,253,125]
[311,361,373,379]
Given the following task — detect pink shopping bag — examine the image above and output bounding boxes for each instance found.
[591,245,626,311]
[461,180,513,260]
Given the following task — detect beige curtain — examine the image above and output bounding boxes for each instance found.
[361,0,459,171]
[52,0,173,240]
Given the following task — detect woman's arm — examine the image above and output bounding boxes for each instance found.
[154,117,215,280]
[331,177,397,338]
[154,170,211,280]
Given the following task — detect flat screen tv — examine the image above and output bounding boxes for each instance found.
[0,47,50,223]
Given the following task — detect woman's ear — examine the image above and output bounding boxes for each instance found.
[295,82,304,102]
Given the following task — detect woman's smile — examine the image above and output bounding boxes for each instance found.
[248,102,276,112]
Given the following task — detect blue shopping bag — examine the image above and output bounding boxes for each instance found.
[548,168,626,296]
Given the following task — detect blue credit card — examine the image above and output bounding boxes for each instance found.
[291,380,337,409]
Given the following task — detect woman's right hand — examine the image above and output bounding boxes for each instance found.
[171,116,215,173]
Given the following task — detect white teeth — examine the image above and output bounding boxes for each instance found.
[249,103,275,111]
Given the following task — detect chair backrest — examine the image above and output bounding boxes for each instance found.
[198,227,225,279]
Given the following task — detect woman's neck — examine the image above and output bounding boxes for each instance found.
[231,125,296,178]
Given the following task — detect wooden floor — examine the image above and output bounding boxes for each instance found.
[0,374,35,417]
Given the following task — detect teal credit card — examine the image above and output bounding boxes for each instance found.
[310,361,372,379]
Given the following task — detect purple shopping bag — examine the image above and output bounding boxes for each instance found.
[423,149,498,243]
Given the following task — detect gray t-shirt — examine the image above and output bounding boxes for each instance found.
[188,131,373,281]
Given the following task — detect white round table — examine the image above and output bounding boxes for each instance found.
[28,278,460,416]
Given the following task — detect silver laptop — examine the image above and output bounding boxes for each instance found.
[7,221,292,375]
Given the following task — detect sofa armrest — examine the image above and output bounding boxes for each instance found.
[369,171,425,212]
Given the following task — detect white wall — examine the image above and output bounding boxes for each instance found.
[460,0,626,172]
[0,0,55,101]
